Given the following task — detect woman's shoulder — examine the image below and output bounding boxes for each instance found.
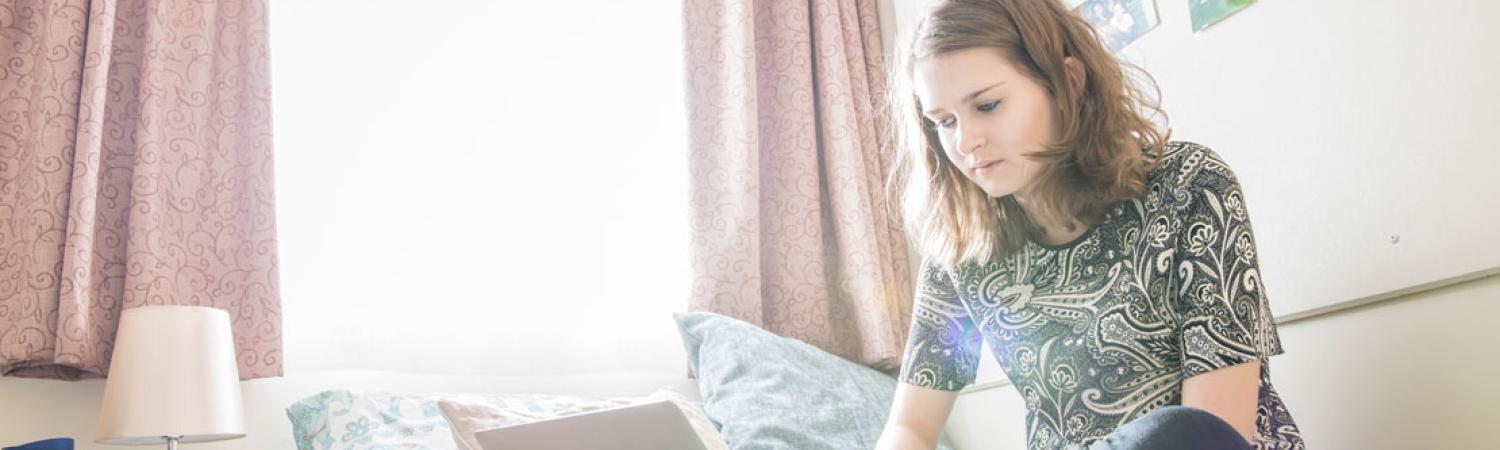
[1147,140,1241,192]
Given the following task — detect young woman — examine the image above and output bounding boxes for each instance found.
[876,1,1302,449]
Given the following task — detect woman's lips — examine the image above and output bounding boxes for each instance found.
[975,160,1002,174]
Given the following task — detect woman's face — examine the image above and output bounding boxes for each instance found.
[912,47,1060,199]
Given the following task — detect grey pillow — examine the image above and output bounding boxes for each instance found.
[674,311,957,450]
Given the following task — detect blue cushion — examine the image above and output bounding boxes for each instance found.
[3,438,74,450]
[674,312,956,450]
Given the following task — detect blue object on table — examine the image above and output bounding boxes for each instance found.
[3,438,74,450]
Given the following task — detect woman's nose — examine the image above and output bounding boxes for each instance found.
[956,123,985,155]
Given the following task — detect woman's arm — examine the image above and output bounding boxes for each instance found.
[1180,358,1261,443]
[1169,145,1285,445]
[876,382,960,450]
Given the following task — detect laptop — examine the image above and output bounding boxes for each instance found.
[474,399,710,450]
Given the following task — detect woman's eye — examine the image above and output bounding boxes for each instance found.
[922,116,957,130]
[977,100,999,112]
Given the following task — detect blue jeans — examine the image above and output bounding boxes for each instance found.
[1087,406,1251,450]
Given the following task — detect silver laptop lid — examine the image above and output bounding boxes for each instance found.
[474,399,710,450]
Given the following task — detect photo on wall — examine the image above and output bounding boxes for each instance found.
[1189,0,1256,32]
[1076,0,1161,53]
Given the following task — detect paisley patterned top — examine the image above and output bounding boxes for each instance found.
[897,142,1304,449]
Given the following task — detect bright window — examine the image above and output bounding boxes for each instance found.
[271,0,689,375]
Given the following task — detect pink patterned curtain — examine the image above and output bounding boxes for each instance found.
[0,0,281,380]
[683,0,912,369]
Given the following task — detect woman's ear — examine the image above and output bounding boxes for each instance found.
[1063,56,1087,100]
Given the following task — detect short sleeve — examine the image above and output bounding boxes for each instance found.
[897,259,983,391]
[1170,149,1285,379]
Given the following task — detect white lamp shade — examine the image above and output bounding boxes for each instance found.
[96,305,247,444]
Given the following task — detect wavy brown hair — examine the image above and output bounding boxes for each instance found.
[885,0,1171,269]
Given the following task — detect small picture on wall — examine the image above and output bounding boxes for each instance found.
[1189,0,1255,32]
[1076,0,1161,53]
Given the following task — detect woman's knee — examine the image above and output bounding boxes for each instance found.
[1144,405,1226,426]
[1088,406,1250,450]
[1141,406,1246,439]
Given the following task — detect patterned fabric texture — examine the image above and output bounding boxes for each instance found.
[682,0,914,370]
[0,0,282,380]
[898,142,1303,449]
[287,390,454,450]
[286,388,717,450]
